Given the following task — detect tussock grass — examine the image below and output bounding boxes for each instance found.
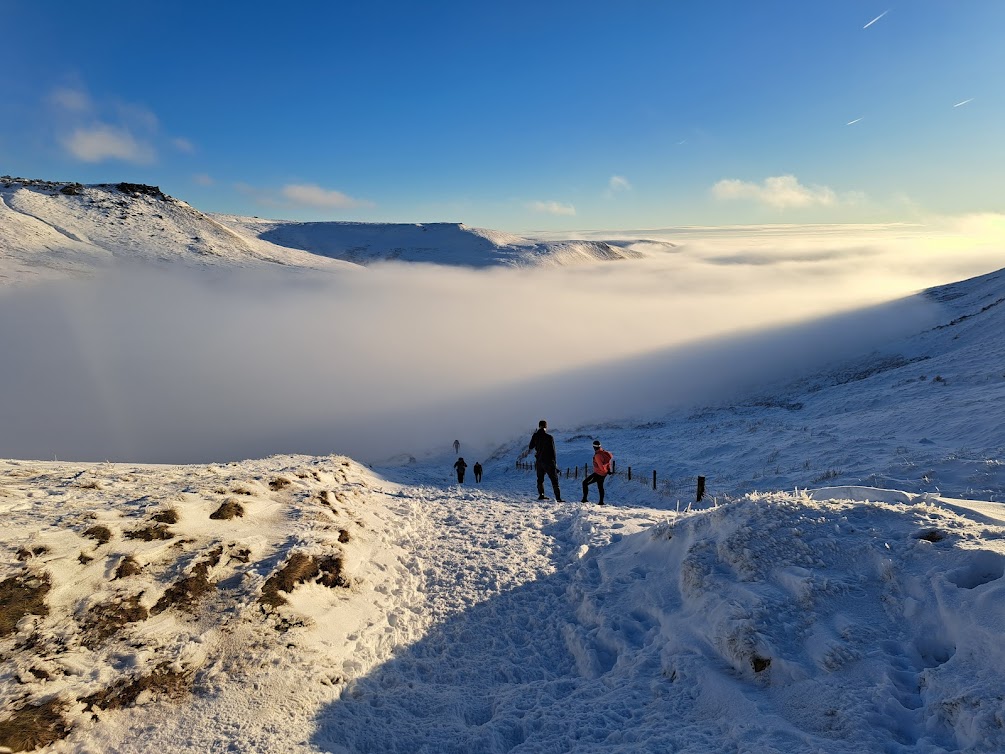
[0,572,50,637]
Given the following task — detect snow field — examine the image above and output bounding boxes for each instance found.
[2,448,1005,752]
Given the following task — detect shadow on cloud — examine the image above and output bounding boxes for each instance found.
[0,246,950,464]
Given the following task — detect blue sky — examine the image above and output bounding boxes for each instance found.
[3,0,1003,230]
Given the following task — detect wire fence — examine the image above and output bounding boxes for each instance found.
[515,459,723,504]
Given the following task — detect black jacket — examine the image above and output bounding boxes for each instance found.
[528,429,557,465]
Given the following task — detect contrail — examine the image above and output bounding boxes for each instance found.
[846,118,863,126]
[864,10,889,29]
[953,98,974,108]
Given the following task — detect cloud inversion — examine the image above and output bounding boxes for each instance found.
[3,216,1004,465]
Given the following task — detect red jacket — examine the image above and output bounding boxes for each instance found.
[593,449,613,475]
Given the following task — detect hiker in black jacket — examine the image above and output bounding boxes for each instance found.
[453,457,467,484]
[528,419,562,501]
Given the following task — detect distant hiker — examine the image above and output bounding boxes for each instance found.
[528,420,563,501]
[582,440,614,505]
[453,457,467,484]
[453,439,460,455]
[473,462,483,483]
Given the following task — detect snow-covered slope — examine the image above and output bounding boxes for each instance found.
[215,215,669,268]
[0,178,357,285]
[528,265,1005,504]
[2,457,1003,753]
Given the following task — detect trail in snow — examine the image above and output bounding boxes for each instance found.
[313,464,674,753]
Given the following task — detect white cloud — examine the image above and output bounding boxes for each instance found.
[529,200,576,216]
[281,183,372,209]
[193,173,214,186]
[609,176,631,192]
[172,137,196,154]
[61,125,155,164]
[48,87,92,112]
[712,175,839,209]
[47,85,164,164]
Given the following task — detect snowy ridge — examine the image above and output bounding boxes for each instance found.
[0,175,670,282]
[214,215,663,268]
[0,178,356,285]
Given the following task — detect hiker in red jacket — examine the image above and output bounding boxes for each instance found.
[582,440,613,505]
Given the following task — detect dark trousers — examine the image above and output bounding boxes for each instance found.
[536,461,561,499]
[583,473,606,503]
[456,470,465,483]
[474,470,482,482]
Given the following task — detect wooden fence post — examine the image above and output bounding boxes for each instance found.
[653,470,657,490]
[696,476,706,502]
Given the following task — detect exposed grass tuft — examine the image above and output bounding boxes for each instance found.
[16,546,48,561]
[80,663,191,712]
[151,558,216,615]
[81,594,149,649]
[151,509,179,524]
[124,524,174,541]
[260,552,347,608]
[83,525,113,545]
[210,499,245,520]
[0,572,51,637]
[0,698,69,752]
[114,555,143,579]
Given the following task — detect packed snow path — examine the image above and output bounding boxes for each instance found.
[314,466,676,753]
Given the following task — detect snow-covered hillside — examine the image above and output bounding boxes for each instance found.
[0,178,356,285]
[214,215,668,268]
[0,177,671,284]
[572,264,1005,503]
[2,455,1004,753]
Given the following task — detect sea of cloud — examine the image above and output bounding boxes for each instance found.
[1,219,1002,464]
